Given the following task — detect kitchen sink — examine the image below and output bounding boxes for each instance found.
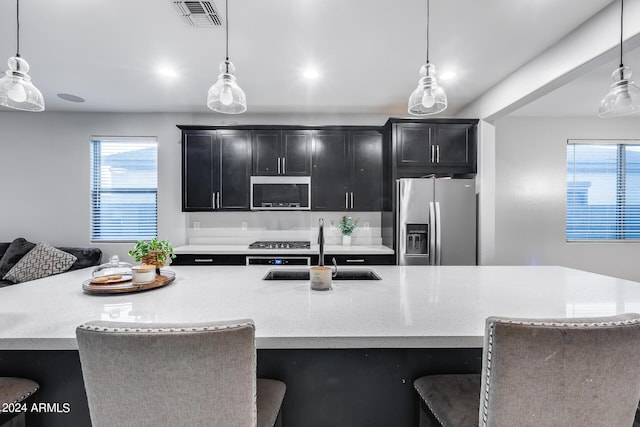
[262,268,381,281]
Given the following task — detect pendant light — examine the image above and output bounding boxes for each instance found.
[207,0,246,114]
[408,0,447,116]
[598,0,640,118]
[0,0,44,112]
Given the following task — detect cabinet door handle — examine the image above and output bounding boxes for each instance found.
[345,192,349,209]
[350,192,354,209]
[212,193,216,210]
[216,192,221,209]
[277,158,281,174]
[346,259,365,263]
[430,145,435,163]
[282,157,286,174]
[194,258,214,263]
[436,145,440,163]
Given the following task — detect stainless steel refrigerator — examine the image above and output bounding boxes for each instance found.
[396,178,476,265]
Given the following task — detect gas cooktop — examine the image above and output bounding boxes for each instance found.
[249,241,311,250]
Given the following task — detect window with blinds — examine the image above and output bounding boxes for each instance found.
[567,140,640,241]
[90,137,158,242]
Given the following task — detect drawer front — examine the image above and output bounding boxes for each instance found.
[311,254,395,265]
[172,254,246,265]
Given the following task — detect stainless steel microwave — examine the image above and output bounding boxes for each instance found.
[250,176,311,210]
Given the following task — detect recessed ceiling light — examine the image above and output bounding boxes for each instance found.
[57,93,85,103]
[440,71,457,81]
[302,68,320,80]
[157,67,178,78]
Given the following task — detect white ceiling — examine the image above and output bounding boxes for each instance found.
[0,0,621,116]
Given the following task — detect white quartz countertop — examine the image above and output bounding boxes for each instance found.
[174,244,394,255]
[2,265,640,350]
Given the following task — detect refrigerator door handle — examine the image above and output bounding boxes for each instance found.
[429,201,436,265]
[397,180,405,264]
[435,201,442,265]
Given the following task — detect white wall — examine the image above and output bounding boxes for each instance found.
[0,111,391,262]
[494,116,640,282]
[0,112,189,262]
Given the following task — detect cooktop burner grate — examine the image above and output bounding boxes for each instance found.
[249,241,311,249]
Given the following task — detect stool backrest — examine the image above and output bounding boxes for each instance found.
[480,313,640,427]
[77,319,256,427]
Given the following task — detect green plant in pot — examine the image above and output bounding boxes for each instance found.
[338,216,359,246]
[128,238,176,272]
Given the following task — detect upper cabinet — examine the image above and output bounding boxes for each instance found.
[389,118,478,175]
[181,128,252,212]
[182,131,218,211]
[312,129,384,211]
[252,130,312,176]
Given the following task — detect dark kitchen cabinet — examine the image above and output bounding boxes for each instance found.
[181,128,251,211]
[312,129,384,211]
[434,123,475,168]
[312,131,349,210]
[396,123,435,167]
[390,119,477,175]
[183,131,217,211]
[350,131,384,210]
[218,130,252,209]
[253,130,312,176]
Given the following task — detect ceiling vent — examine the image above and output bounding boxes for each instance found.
[171,1,222,27]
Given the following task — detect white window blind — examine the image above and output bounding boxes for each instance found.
[567,140,640,241]
[90,137,158,242]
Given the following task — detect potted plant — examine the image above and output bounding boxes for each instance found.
[128,238,176,272]
[338,216,359,246]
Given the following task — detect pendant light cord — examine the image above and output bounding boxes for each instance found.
[225,0,229,72]
[16,0,21,57]
[619,0,624,68]
[426,0,430,64]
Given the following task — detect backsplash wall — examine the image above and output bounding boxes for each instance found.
[186,211,383,246]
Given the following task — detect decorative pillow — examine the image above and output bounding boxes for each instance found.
[0,238,36,278]
[0,242,10,260]
[3,242,77,283]
[58,247,103,270]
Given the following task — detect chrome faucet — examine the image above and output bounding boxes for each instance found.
[318,218,325,266]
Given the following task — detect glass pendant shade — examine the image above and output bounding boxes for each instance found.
[408,63,447,115]
[0,56,44,112]
[207,60,246,114]
[598,66,640,117]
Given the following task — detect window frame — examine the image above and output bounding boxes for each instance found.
[90,136,158,243]
[566,138,640,243]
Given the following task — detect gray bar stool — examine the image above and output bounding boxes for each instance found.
[0,377,39,427]
[414,313,640,426]
[76,319,285,427]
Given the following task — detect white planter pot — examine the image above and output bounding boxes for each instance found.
[342,235,352,246]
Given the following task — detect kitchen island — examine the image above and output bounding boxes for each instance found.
[2,265,640,426]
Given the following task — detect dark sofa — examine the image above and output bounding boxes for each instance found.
[0,239,102,287]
